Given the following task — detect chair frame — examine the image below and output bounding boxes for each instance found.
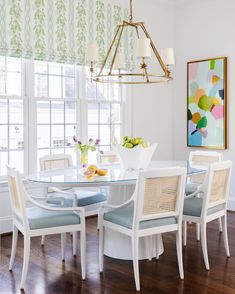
[187,150,223,239]
[183,160,232,270]
[99,167,187,291]
[7,166,86,290]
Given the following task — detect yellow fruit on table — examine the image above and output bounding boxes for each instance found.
[87,164,98,172]
[96,169,108,176]
[83,169,95,179]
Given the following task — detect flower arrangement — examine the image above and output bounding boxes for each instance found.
[73,136,100,167]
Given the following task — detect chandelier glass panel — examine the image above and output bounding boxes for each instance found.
[86,0,175,84]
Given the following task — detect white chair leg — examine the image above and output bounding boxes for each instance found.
[222,215,230,257]
[183,220,187,246]
[80,227,86,280]
[146,236,152,261]
[72,232,77,256]
[201,222,210,270]
[99,225,104,272]
[132,236,140,292]
[20,236,30,290]
[9,226,18,270]
[155,234,161,260]
[41,235,45,246]
[219,217,223,233]
[176,229,184,279]
[61,233,66,261]
[196,223,200,241]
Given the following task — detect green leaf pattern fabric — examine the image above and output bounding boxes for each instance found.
[0,0,132,69]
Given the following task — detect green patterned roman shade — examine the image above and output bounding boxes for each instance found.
[0,0,134,69]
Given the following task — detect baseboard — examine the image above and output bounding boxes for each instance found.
[0,215,12,234]
[228,197,235,211]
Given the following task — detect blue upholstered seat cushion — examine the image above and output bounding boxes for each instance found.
[103,205,177,230]
[46,190,107,207]
[26,207,80,230]
[183,197,225,217]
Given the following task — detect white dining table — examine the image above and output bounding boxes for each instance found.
[28,160,206,260]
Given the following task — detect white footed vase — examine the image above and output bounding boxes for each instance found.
[113,144,157,170]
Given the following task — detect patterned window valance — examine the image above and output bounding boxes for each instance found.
[0,0,134,69]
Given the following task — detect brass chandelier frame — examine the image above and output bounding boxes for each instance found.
[93,0,172,85]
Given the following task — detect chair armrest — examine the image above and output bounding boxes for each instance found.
[31,195,66,206]
[49,187,74,196]
[27,194,85,215]
[185,185,204,198]
[101,197,134,210]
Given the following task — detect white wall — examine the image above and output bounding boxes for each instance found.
[173,0,235,210]
[131,0,175,160]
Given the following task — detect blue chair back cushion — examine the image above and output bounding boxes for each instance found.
[183,197,225,217]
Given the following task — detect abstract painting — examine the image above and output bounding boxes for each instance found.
[187,57,227,149]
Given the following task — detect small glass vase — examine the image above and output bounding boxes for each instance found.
[80,150,88,167]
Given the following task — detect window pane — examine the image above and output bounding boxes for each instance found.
[9,125,24,149]
[35,61,48,74]
[9,100,23,124]
[112,83,120,101]
[37,125,50,148]
[0,126,8,150]
[100,125,110,145]
[7,72,21,95]
[111,124,121,145]
[49,62,62,75]
[9,150,24,173]
[51,101,64,123]
[51,148,65,155]
[86,77,96,99]
[35,74,48,97]
[100,103,110,123]
[111,104,121,123]
[49,75,62,98]
[63,77,75,98]
[65,101,76,123]
[97,83,108,100]
[63,65,75,77]
[88,125,98,141]
[0,70,5,93]
[7,57,21,72]
[88,103,98,123]
[65,125,76,147]
[0,152,8,176]
[51,125,64,148]
[37,101,50,124]
[0,99,8,123]
[65,148,76,165]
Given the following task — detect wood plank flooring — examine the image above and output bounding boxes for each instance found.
[1,212,235,294]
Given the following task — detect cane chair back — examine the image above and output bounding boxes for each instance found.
[97,151,119,166]
[40,154,73,171]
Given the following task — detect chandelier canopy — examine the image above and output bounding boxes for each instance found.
[85,0,175,84]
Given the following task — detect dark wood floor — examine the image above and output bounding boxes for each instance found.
[1,213,235,294]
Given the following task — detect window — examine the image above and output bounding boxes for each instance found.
[34,61,78,168]
[0,57,24,176]
[0,57,128,178]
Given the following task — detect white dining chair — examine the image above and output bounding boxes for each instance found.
[7,165,86,290]
[99,167,187,291]
[186,150,223,240]
[183,160,232,270]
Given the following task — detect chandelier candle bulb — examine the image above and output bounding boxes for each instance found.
[113,52,126,70]
[161,48,175,66]
[85,43,99,63]
[136,38,151,59]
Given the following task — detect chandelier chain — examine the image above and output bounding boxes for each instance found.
[129,0,133,22]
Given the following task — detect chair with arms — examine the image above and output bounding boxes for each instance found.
[186,150,223,240]
[183,160,232,270]
[99,167,187,291]
[40,154,107,214]
[7,165,86,290]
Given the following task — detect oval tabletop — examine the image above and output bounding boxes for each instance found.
[28,160,206,186]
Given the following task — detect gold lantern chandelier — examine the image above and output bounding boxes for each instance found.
[85,0,175,84]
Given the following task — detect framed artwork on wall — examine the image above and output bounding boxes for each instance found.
[187,57,227,149]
